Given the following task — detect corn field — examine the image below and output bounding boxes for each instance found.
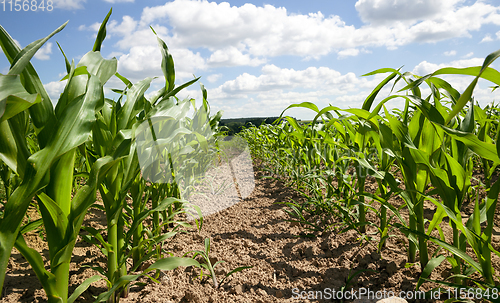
[0,10,230,303]
[239,49,500,300]
[3,7,500,303]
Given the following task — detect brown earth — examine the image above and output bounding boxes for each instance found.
[2,162,500,303]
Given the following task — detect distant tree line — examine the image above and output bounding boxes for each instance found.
[219,117,284,135]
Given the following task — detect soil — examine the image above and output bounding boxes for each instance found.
[2,160,500,303]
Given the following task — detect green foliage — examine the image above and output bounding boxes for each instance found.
[240,48,500,300]
[184,238,252,289]
[0,9,226,303]
[219,117,281,135]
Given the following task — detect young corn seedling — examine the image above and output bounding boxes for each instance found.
[184,238,252,289]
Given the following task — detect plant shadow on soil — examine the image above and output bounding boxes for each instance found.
[2,162,500,302]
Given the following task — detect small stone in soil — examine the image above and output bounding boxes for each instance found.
[231,284,244,294]
[193,233,204,241]
[184,290,202,303]
[385,261,398,275]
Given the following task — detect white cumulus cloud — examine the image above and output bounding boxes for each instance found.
[133,0,500,57]
[53,0,86,10]
[207,47,266,67]
[44,80,67,103]
[34,42,52,61]
[108,16,138,36]
[463,52,474,58]
[196,64,389,118]
[206,74,222,83]
[78,22,101,32]
[338,48,360,59]
[355,0,462,25]
[84,0,500,83]
[412,57,485,75]
[481,34,493,43]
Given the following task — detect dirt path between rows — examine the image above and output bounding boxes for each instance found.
[3,162,500,303]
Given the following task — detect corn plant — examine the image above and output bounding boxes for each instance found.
[184,238,252,289]
[0,11,122,302]
[0,9,215,302]
[370,50,500,278]
[80,23,213,302]
[241,48,500,298]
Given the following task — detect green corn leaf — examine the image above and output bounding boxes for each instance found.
[77,51,118,85]
[152,27,175,93]
[396,224,482,274]
[82,226,113,252]
[93,8,112,52]
[427,206,446,236]
[496,125,500,158]
[368,95,401,119]
[56,42,71,74]
[427,77,460,104]
[67,275,102,303]
[362,69,400,111]
[115,72,133,88]
[30,73,103,167]
[71,156,120,216]
[37,192,68,238]
[483,178,500,246]
[219,266,253,287]
[8,21,67,76]
[0,120,19,173]
[361,67,401,77]
[0,74,42,122]
[445,49,500,124]
[51,241,76,269]
[284,116,303,132]
[433,66,500,86]
[95,257,200,302]
[117,77,152,130]
[59,65,89,81]
[0,23,55,143]
[279,101,320,118]
[14,233,58,298]
[1,113,30,180]
[157,76,200,105]
[397,74,431,93]
[417,255,446,290]
[205,237,211,254]
[440,125,500,164]
[19,218,43,235]
[56,63,88,119]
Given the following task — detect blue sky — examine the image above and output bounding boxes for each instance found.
[1,0,500,119]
